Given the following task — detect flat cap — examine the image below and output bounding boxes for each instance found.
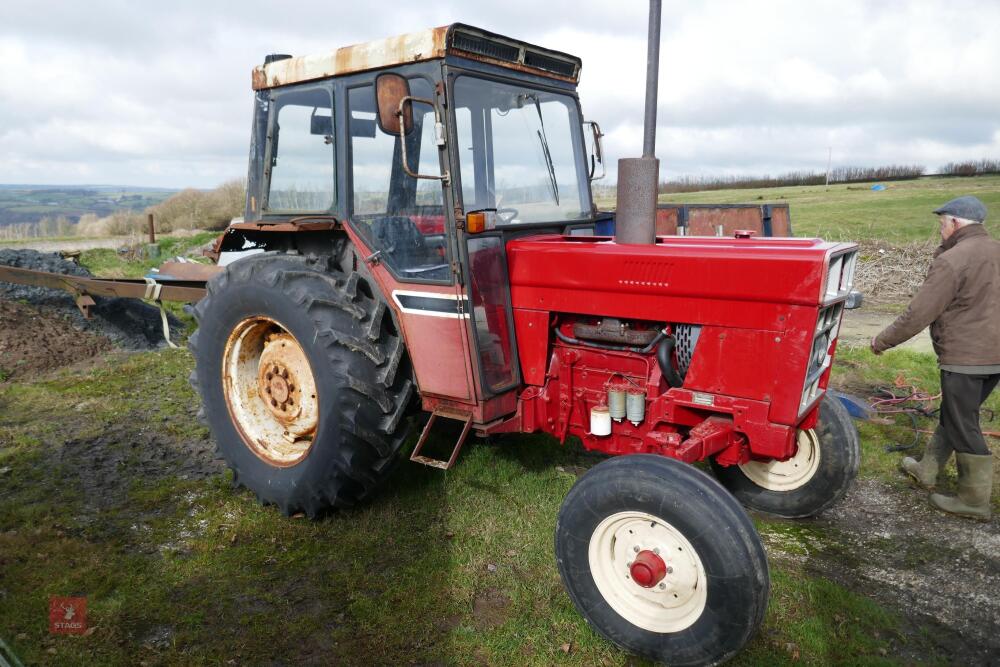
[933,195,987,223]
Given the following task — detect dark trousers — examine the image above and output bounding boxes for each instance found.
[939,370,1000,455]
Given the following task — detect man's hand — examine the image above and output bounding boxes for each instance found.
[870,336,883,355]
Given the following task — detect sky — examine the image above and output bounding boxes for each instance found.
[1,0,998,188]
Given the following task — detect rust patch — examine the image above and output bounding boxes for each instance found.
[253,26,448,90]
[229,220,340,232]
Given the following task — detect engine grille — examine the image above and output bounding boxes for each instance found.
[674,324,701,377]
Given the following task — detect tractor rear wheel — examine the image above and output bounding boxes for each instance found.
[555,455,769,666]
[711,393,859,518]
[189,252,414,516]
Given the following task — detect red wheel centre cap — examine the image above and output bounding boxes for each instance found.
[630,550,667,588]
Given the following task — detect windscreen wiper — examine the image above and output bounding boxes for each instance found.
[527,95,559,205]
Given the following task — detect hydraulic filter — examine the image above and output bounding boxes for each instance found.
[608,387,626,421]
[626,390,646,425]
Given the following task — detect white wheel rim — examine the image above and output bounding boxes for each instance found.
[588,511,707,633]
[739,428,821,491]
[222,316,319,466]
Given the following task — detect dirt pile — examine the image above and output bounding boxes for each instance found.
[0,299,112,380]
[0,249,182,351]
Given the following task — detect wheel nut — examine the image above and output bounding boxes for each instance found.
[659,583,666,589]
[266,372,273,380]
[271,399,277,407]
[265,386,271,394]
[633,545,640,553]
[666,566,673,574]
[653,547,660,555]
[287,384,294,392]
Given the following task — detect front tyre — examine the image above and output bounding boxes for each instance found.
[555,455,769,666]
[711,393,860,518]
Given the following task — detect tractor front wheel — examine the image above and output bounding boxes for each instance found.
[555,455,769,666]
[711,393,860,518]
[189,253,414,516]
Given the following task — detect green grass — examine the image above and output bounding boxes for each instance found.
[77,231,219,279]
[0,348,928,666]
[831,345,1000,510]
[595,174,1000,243]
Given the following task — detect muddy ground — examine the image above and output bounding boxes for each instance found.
[764,477,1000,664]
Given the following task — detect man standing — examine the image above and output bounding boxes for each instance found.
[872,196,999,520]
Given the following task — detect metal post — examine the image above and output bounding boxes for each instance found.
[825,146,832,188]
[147,213,156,244]
[643,0,662,158]
[615,0,662,245]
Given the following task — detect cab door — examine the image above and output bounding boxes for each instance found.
[344,71,478,402]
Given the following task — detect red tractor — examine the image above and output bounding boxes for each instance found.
[191,12,860,665]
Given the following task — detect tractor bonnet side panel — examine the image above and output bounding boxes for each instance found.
[505,234,842,427]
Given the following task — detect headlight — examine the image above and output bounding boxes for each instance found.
[800,303,843,415]
[822,249,858,304]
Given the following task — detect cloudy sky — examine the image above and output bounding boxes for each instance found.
[1,0,998,188]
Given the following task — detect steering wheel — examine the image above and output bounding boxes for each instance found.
[497,207,519,224]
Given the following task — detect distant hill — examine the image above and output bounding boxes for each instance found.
[0,185,178,227]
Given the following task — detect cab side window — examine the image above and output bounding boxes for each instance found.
[265,86,335,212]
[348,78,449,281]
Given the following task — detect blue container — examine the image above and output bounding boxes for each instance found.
[595,214,615,236]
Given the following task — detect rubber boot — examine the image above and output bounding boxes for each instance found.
[901,429,951,489]
[929,453,993,521]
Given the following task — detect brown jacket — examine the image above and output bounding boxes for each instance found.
[873,224,1000,364]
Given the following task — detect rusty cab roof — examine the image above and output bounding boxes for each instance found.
[251,23,582,90]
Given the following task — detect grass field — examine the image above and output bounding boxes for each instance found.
[1,346,957,666]
[603,174,1000,243]
[3,177,1000,665]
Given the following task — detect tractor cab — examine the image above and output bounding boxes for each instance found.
[235,24,606,415]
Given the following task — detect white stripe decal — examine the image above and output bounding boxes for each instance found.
[391,290,470,319]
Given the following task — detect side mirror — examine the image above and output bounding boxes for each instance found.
[584,120,606,181]
[376,73,413,136]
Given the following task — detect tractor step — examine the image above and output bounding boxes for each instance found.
[409,410,473,470]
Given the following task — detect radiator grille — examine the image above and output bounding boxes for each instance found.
[674,324,701,377]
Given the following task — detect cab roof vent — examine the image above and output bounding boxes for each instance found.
[452,30,520,63]
[523,50,577,77]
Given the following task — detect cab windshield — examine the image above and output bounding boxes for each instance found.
[453,76,589,224]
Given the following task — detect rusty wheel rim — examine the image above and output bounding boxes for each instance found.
[222,316,319,466]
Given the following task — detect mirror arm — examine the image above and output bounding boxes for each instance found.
[587,120,606,181]
[397,96,450,184]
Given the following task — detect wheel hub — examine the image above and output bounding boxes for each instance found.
[630,549,667,588]
[738,427,822,491]
[223,318,320,466]
[256,333,313,429]
[588,511,707,633]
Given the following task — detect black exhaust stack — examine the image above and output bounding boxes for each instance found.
[615,0,662,245]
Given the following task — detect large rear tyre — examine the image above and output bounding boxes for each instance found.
[189,253,414,516]
[555,455,769,666]
[711,393,860,518]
